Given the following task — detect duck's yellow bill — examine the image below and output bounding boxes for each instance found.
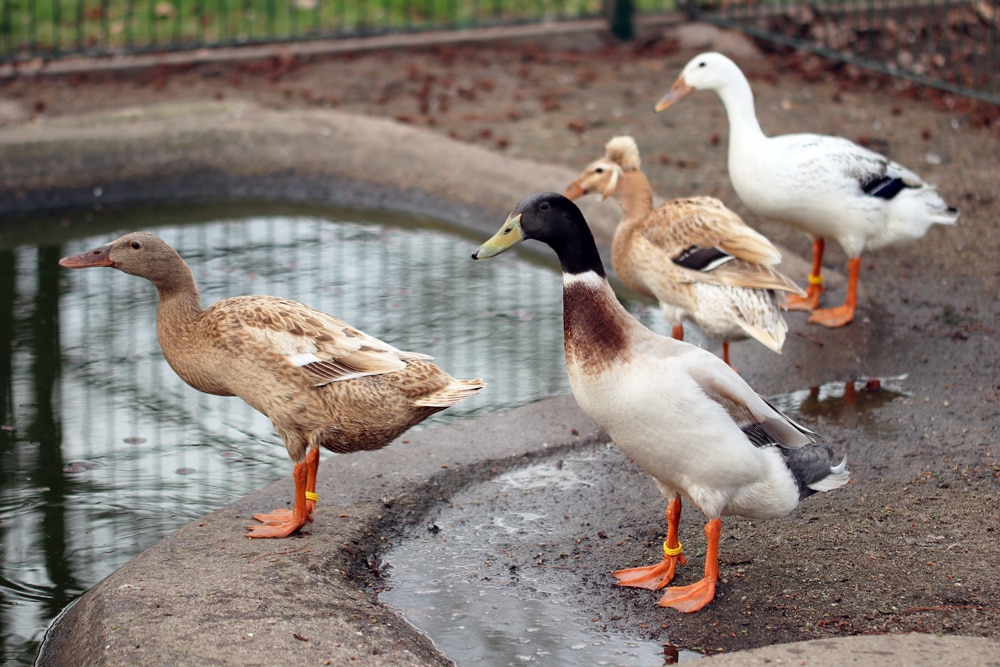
[472,213,523,260]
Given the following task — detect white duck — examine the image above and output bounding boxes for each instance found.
[472,192,849,612]
[655,52,959,328]
[563,135,804,367]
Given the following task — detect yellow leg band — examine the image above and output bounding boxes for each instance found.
[663,540,683,557]
[808,273,824,286]
[305,491,319,503]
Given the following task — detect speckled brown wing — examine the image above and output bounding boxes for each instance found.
[205,295,430,386]
[639,203,804,295]
[648,197,783,266]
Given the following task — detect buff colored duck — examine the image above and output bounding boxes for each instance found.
[655,52,959,328]
[473,193,848,612]
[563,135,804,367]
[60,232,484,539]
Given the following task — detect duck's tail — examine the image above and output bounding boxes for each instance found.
[416,378,486,408]
[807,456,850,493]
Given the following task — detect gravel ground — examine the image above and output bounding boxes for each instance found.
[4,20,999,657]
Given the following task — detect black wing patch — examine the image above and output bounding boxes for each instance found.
[860,174,907,200]
[672,245,734,272]
[741,422,776,448]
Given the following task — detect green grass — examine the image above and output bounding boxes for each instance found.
[0,0,677,59]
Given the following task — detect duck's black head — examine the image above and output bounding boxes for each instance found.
[472,192,606,277]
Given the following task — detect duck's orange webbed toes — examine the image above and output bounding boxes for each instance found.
[244,515,307,539]
[786,283,823,311]
[251,508,313,526]
[655,576,718,613]
[613,551,686,590]
[808,303,855,328]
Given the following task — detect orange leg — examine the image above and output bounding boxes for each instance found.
[721,341,732,369]
[246,457,311,538]
[614,497,686,590]
[842,380,857,406]
[808,256,860,328]
[671,324,684,340]
[787,238,825,312]
[656,518,721,613]
[303,448,320,514]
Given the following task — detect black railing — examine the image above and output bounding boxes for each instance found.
[684,0,1000,105]
[0,0,676,61]
[1,1,996,105]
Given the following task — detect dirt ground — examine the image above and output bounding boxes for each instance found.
[4,21,999,658]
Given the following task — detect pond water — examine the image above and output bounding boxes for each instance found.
[0,202,680,666]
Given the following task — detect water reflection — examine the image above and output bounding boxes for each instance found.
[769,376,907,431]
[0,204,676,666]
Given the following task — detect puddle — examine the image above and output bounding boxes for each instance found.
[768,375,908,431]
[381,450,703,665]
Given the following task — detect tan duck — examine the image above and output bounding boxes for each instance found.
[563,135,804,367]
[60,232,484,538]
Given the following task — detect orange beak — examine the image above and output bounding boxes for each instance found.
[562,180,587,201]
[59,243,113,269]
[654,76,694,112]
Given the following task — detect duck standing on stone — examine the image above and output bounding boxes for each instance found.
[655,52,959,328]
[564,135,804,367]
[472,193,848,612]
[60,232,484,538]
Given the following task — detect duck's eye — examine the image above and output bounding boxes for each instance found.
[698,61,706,68]
[595,167,604,173]
[130,241,141,250]
[539,201,550,211]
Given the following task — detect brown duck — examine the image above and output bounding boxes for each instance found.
[60,231,485,538]
[564,135,804,368]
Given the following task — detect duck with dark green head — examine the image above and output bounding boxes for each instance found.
[474,192,848,613]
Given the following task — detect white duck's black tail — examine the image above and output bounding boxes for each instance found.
[807,455,850,493]
[782,446,850,499]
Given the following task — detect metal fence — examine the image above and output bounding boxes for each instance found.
[1,0,997,104]
[684,0,1000,105]
[0,0,674,61]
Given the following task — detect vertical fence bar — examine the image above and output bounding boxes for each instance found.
[101,0,108,50]
[198,0,206,44]
[989,0,997,95]
[74,0,82,52]
[28,0,37,53]
[123,0,132,50]
[1,0,7,56]
[51,0,60,55]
